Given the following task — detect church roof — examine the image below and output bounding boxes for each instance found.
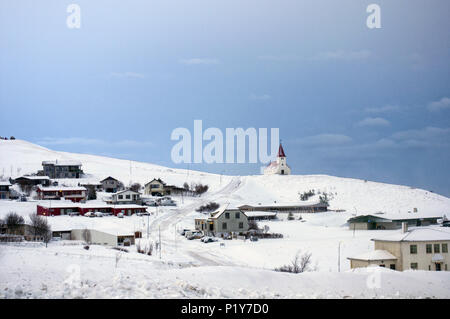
[278,143,286,157]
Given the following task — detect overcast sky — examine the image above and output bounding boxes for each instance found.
[1,0,449,196]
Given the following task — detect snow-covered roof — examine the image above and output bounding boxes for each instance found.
[348,250,397,261]
[42,160,82,166]
[0,181,12,186]
[244,211,277,217]
[38,202,147,209]
[38,186,86,191]
[240,200,324,208]
[14,175,50,180]
[372,227,450,242]
[112,189,140,196]
[352,212,442,222]
[100,176,119,183]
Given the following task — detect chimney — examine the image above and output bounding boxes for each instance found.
[402,222,408,233]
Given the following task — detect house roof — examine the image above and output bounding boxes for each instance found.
[145,178,166,186]
[244,211,277,217]
[348,213,442,223]
[348,250,397,261]
[371,227,450,242]
[100,176,120,183]
[239,201,325,209]
[42,160,82,166]
[37,186,87,191]
[112,189,140,196]
[209,206,247,219]
[0,181,12,186]
[14,175,50,180]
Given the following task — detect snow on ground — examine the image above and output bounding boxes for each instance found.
[1,243,449,299]
[1,139,450,298]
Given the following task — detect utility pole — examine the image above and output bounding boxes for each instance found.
[159,225,162,259]
[147,213,150,239]
[338,242,341,272]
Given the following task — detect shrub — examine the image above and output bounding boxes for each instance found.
[196,202,220,213]
[274,251,314,273]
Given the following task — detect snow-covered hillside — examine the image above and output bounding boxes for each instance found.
[1,139,450,299]
[1,139,449,217]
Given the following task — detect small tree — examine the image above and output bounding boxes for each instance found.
[194,183,209,196]
[319,194,329,206]
[196,202,220,213]
[130,183,141,193]
[86,186,97,200]
[275,251,314,273]
[29,213,52,247]
[287,212,295,221]
[248,220,259,231]
[5,212,25,235]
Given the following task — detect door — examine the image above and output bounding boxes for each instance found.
[436,263,441,271]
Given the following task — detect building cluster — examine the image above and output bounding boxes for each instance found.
[348,224,450,271]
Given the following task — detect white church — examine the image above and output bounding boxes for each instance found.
[264,143,291,175]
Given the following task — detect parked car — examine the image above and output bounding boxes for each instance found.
[201,236,217,243]
[136,211,150,216]
[69,212,80,217]
[186,231,204,240]
[94,212,104,217]
[250,236,259,242]
[117,212,124,218]
[19,195,27,202]
[143,199,157,206]
[159,197,176,206]
[84,212,94,217]
[179,229,191,236]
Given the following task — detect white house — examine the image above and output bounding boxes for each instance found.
[264,143,291,175]
[105,189,141,205]
[348,225,450,271]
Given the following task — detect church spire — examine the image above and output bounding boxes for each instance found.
[277,143,286,157]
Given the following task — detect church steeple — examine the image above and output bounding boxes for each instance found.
[277,143,286,158]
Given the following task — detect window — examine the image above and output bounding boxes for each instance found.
[225,212,230,219]
[222,222,227,230]
[239,222,243,229]
[390,264,396,270]
[235,212,240,219]
[410,263,418,270]
[442,243,448,253]
[434,244,440,253]
[118,195,123,199]
[126,195,131,199]
[410,245,417,254]
[426,244,432,254]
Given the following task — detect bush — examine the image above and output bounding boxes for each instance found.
[5,212,24,235]
[248,220,259,231]
[299,190,315,201]
[196,202,220,213]
[136,240,154,256]
[194,184,209,196]
[129,183,141,193]
[274,251,314,273]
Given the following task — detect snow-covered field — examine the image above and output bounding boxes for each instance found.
[1,139,450,298]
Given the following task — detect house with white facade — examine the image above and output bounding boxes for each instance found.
[195,207,249,236]
[348,225,450,271]
[105,189,142,205]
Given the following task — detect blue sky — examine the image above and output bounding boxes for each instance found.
[1,0,449,196]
